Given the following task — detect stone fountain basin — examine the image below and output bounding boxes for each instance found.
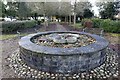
[52,34,78,44]
[19,31,109,74]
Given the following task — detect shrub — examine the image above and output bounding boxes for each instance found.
[81,18,90,26]
[81,19,93,28]
[24,21,36,28]
[101,19,120,33]
[112,21,120,33]
[91,18,102,28]
[2,20,36,33]
[37,20,41,25]
[100,19,111,31]
[81,18,120,33]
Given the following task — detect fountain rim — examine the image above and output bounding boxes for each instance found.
[19,31,109,56]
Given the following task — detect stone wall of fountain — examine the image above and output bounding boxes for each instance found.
[19,31,109,74]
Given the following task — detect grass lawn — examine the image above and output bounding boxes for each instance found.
[71,23,83,28]
[0,33,28,40]
[0,34,17,40]
[110,33,120,37]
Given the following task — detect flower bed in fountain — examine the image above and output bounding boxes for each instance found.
[19,31,109,74]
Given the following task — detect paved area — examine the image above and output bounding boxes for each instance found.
[56,23,67,31]
[2,38,19,78]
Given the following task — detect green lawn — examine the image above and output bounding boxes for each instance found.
[71,23,83,28]
[0,33,28,40]
[0,34,17,40]
[110,33,120,37]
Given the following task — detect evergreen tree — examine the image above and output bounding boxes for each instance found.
[99,1,120,19]
[83,9,93,18]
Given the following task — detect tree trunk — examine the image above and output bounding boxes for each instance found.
[67,16,69,22]
[43,14,46,30]
[69,14,71,25]
[65,16,67,22]
[74,13,76,25]
[46,16,48,26]
[74,0,76,25]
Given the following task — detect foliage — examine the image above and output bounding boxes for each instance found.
[99,1,120,19]
[101,19,120,33]
[6,9,17,17]
[75,2,92,15]
[37,20,41,25]
[81,18,91,26]
[5,2,19,17]
[83,9,94,18]
[91,18,102,28]
[18,2,31,19]
[0,1,6,17]
[0,1,2,17]
[2,20,36,33]
[24,21,36,28]
[26,2,92,17]
[81,18,120,33]
[71,23,83,28]
[1,1,31,19]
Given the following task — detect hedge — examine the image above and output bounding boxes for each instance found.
[101,19,120,33]
[91,18,102,28]
[2,20,36,33]
[81,18,120,33]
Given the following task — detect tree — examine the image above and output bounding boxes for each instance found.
[0,1,6,17]
[26,1,92,25]
[0,1,2,17]
[73,0,77,25]
[98,1,120,19]
[72,1,92,25]
[57,2,71,22]
[83,9,93,18]
[18,2,31,20]
[26,2,60,27]
[6,2,19,17]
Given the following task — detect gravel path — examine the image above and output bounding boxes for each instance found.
[1,23,119,79]
[2,37,19,78]
[55,23,67,31]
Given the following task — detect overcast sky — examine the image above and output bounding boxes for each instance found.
[89,0,99,17]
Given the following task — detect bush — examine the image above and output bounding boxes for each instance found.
[81,18,120,33]
[111,21,120,33]
[2,20,36,33]
[101,19,120,33]
[81,19,94,28]
[100,19,111,32]
[24,21,36,28]
[81,18,90,26]
[37,20,41,25]
[91,18,102,28]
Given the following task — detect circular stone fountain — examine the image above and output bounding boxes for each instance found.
[19,31,109,74]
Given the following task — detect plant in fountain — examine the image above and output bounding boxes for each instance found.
[32,33,96,48]
[53,34,78,44]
